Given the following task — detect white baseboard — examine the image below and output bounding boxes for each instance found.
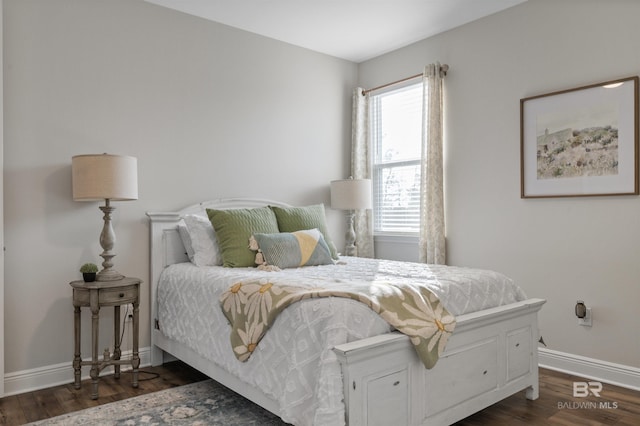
[539,347,640,391]
[3,347,151,397]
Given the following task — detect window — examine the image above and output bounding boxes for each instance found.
[370,79,424,234]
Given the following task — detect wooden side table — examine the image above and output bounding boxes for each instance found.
[70,277,141,399]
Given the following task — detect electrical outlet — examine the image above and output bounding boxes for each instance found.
[578,308,592,327]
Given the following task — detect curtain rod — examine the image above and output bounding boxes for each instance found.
[362,64,449,96]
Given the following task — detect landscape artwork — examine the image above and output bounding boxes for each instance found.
[536,103,619,180]
[520,76,638,198]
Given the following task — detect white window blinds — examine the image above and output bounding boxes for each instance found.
[370,80,424,234]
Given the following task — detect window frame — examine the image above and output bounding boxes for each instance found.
[369,77,424,236]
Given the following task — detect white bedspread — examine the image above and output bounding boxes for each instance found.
[157,257,527,426]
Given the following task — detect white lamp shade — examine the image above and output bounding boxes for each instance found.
[330,179,372,210]
[72,154,138,201]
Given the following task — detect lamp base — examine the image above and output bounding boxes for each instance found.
[344,211,358,257]
[96,269,124,282]
[344,243,357,257]
[97,200,124,282]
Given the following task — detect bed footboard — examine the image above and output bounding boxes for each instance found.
[333,298,545,426]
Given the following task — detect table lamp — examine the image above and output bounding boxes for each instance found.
[72,154,138,281]
[330,178,372,257]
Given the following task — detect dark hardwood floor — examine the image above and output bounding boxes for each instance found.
[0,361,208,425]
[0,363,638,425]
[455,369,640,425]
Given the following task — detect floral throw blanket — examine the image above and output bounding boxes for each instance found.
[220,277,456,369]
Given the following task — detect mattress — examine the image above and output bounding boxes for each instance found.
[157,256,527,426]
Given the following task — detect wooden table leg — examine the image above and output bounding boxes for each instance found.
[113,305,121,379]
[90,292,100,400]
[132,299,140,388]
[72,305,82,389]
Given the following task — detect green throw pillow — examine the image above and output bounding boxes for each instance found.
[269,204,338,259]
[251,229,334,269]
[207,207,279,267]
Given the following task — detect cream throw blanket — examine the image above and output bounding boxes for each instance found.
[220,277,456,369]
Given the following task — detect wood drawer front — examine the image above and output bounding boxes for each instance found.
[507,327,532,382]
[99,286,138,305]
[366,369,409,426]
[73,286,138,306]
[424,338,498,416]
[73,289,91,306]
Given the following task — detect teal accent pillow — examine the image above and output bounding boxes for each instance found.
[269,204,338,259]
[207,207,279,267]
[251,229,333,269]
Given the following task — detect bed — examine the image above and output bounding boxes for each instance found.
[146,198,545,426]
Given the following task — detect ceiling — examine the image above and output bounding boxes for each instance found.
[145,0,527,63]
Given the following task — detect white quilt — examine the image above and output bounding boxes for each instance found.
[157,257,527,426]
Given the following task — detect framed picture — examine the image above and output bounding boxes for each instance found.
[520,76,638,198]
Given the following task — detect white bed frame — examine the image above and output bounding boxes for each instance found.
[146,198,545,426]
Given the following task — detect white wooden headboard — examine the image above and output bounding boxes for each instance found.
[145,198,291,364]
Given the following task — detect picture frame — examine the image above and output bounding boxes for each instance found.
[520,76,639,198]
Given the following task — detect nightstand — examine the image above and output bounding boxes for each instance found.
[70,277,141,399]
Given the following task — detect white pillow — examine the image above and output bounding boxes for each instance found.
[182,214,222,266]
[177,221,196,261]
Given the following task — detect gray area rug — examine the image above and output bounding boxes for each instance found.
[28,380,289,425]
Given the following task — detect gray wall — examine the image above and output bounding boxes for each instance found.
[361,0,640,368]
[4,0,356,376]
[5,0,640,392]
